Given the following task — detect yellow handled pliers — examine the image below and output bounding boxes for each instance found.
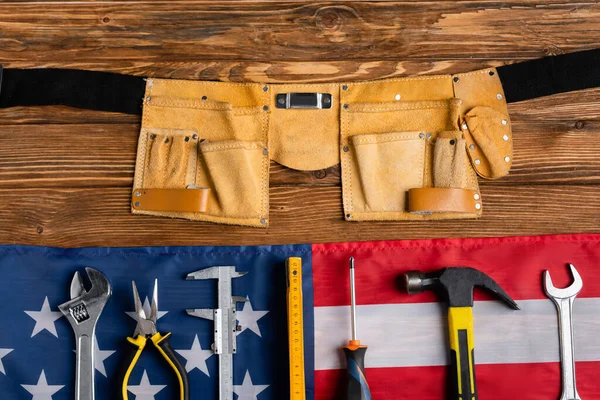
[118,279,189,400]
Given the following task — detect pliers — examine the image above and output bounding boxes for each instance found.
[118,279,189,400]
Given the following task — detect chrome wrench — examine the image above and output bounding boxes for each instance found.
[544,263,583,400]
[59,267,112,400]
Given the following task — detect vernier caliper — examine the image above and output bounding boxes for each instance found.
[186,266,247,400]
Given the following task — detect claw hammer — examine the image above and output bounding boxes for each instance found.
[404,267,520,400]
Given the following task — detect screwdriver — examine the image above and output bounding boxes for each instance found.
[342,257,372,400]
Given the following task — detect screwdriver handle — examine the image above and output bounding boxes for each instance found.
[343,341,372,400]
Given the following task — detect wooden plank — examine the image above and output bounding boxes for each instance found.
[0,184,597,247]
[0,94,599,188]
[0,60,502,83]
[0,3,598,62]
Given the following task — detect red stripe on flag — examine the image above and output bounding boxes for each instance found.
[312,234,600,307]
[315,361,600,400]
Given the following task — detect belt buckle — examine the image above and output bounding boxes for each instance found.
[275,92,332,109]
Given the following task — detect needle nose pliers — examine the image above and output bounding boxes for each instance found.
[118,279,189,400]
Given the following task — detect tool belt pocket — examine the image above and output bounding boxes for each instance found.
[133,129,269,227]
[196,140,269,224]
[349,131,426,214]
[133,81,270,227]
[341,99,481,221]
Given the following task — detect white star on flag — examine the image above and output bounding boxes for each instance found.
[24,297,63,338]
[233,370,269,400]
[175,334,214,376]
[94,337,115,377]
[0,348,13,375]
[21,370,64,400]
[125,297,168,322]
[127,370,166,400]
[236,296,268,337]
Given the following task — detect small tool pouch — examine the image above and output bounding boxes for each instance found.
[340,77,481,221]
[453,68,513,180]
[132,79,270,227]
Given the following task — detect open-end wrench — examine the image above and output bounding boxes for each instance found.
[59,267,112,400]
[544,263,583,400]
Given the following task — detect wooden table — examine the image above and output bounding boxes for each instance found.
[0,1,598,247]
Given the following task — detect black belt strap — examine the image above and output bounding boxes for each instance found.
[497,48,600,103]
[0,67,146,115]
[0,49,598,113]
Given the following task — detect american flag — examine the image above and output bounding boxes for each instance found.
[0,244,314,400]
[1,235,599,400]
[313,234,600,399]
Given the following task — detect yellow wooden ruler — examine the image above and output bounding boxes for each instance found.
[286,257,306,400]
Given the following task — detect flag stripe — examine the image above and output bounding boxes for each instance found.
[314,298,600,370]
[315,361,600,400]
[312,234,600,307]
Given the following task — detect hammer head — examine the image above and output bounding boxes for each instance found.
[404,267,520,309]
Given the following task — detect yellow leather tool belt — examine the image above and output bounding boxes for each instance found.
[132,68,512,227]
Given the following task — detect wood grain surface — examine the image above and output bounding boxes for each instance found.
[0,1,598,247]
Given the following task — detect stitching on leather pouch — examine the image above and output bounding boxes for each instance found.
[201,143,264,152]
[261,89,269,219]
[346,75,450,86]
[138,81,153,189]
[142,130,153,188]
[352,134,422,145]
[232,107,263,116]
[348,104,455,113]
[136,129,148,189]
[148,97,233,110]
[261,145,268,219]
[156,79,263,88]
[274,84,338,89]
[422,137,429,189]
[342,94,353,214]
[453,69,494,78]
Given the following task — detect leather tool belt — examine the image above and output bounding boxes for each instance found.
[1,49,599,227]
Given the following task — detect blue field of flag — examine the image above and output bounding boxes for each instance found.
[0,244,314,400]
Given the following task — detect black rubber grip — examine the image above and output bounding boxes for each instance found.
[449,331,478,400]
[115,337,144,400]
[343,347,371,400]
[154,334,190,400]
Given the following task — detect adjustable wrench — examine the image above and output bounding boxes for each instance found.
[543,263,583,400]
[59,267,112,400]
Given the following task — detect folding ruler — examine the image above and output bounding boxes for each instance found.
[286,257,306,400]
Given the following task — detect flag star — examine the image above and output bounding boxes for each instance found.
[233,370,269,400]
[21,370,64,400]
[175,335,214,376]
[236,297,268,337]
[127,370,166,400]
[93,337,115,377]
[0,348,13,375]
[24,297,63,338]
[126,297,167,322]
